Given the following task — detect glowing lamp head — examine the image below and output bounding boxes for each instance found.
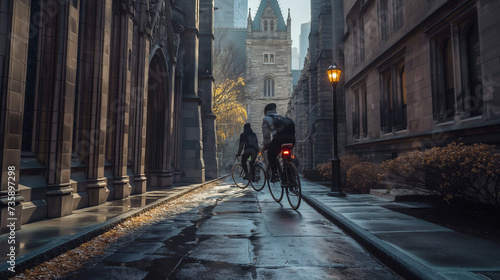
[283,150,290,155]
[327,63,341,85]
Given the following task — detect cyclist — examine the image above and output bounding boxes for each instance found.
[236,123,259,180]
[261,103,296,182]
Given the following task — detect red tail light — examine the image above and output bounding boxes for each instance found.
[283,150,290,155]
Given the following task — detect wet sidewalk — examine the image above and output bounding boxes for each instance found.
[300,179,500,280]
[0,178,225,278]
[2,177,500,280]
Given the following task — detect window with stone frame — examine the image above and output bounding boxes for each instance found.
[380,60,407,133]
[379,0,389,40]
[359,17,365,62]
[460,19,483,117]
[352,20,358,65]
[263,53,275,64]
[264,20,268,32]
[348,10,365,66]
[270,20,274,32]
[392,0,403,30]
[379,0,403,40]
[264,78,275,97]
[430,14,482,122]
[353,83,368,139]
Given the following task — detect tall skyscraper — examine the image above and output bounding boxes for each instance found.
[299,22,310,69]
[214,0,248,28]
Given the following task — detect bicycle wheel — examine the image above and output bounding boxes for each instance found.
[232,164,249,189]
[250,164,266,191]
[267,165,283,202]
[285,162,301,210]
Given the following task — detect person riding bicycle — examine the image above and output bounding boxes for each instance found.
[236,123,259,180]
[261,103,296,182]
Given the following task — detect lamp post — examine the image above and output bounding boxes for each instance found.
[326,63,346,197]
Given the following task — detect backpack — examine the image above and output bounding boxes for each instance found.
[272,115,295,134]
[245,132,259,150]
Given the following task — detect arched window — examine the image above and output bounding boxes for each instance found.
[264,20,268,32]
[264,78,275,97]
[270,21,274,32]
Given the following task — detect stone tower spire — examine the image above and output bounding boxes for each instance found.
[247,8,252,32]
[287,8,291,39]
[245,0,293,143]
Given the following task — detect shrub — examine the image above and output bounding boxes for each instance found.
[316,163,330,179]
[346,162,383,193]
[340,154,365,186]
[380,142,500,208]
[316,154,380,194]
[314,162,331,181]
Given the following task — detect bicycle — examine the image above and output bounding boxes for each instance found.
[266,143,302,210]
[232,154,267,191]
[250,153,267,191]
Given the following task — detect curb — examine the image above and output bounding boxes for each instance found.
[301,192,446,280]
[0,176,229,279]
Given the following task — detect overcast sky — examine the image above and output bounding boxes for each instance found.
[247,0,311,50]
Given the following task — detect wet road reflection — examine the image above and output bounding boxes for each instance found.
[61,178,402,280]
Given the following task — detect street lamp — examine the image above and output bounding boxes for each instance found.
[326,63,346,197]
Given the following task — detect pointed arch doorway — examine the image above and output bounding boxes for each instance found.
[146,51,172,188]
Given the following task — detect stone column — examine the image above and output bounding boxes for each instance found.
[108,0,133,199]
[0,0,30,232]
[199,0,218,179]
[177,0,205,183]
[81,0,112,206]
[173,67,184,183]
[130,0,150,194]
[37,1,80,217]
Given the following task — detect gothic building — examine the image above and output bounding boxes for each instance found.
[245,0,293,140]
[290,0,500,174]
[342,0,500,161]
[288,0,345,172]
[0,0,217,233]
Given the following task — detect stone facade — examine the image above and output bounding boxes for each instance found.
[287,0,346,172]
[246,0,293,141]
[343,0,500,162]
[290,0,500,172]
[0,0,216,233]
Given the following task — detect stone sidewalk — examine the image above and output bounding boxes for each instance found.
[0,178,226,278]
[300,179,500,280]
[2,176,500,280]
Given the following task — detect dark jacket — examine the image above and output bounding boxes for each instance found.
[237,126,259,155]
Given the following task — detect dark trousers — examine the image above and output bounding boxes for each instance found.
[268,133,295,174]
[242,148,257,175]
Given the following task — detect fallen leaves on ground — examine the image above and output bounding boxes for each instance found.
[10,183,218,280]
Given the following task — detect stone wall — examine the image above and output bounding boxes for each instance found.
[343,0,500,162]
[0,0,215,233]
[245,0,293,143]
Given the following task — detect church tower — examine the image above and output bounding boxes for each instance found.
[246,0,292,141]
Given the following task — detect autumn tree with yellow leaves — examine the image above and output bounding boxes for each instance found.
[213,76,247,142]
[213,32,250,158]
